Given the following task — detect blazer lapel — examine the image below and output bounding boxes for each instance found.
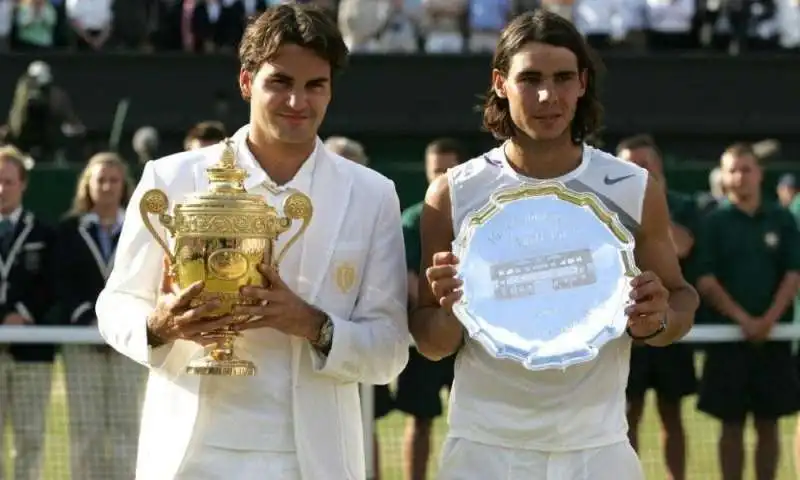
[298,150,352,302]
[78,219,113,280]
[0,212,33,303]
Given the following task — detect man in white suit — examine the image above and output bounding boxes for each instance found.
[94,4,410,480]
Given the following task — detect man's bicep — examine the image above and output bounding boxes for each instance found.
[417,176,454,309]
[635,177,687,289]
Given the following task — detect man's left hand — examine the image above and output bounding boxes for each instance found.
[233,263,325,342]
[625,271,670,338]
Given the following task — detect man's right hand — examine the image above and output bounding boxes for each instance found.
[425,252,462,313]
[146,260,234,347]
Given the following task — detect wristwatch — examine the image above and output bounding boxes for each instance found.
[312,314,334,352]
[626,314,667,341]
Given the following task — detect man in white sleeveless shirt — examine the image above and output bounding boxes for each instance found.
[94,5,409,480]
[409,11,700,480]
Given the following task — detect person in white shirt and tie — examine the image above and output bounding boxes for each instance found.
[94,4,409,480]
[0,145,58,480]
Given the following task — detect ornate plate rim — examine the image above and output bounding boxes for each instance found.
[451,180,640,371]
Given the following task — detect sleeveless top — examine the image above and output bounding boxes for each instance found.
[446,144,649,451]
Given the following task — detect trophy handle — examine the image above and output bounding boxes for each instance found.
[275,191,313,265]
[139,189,177,265]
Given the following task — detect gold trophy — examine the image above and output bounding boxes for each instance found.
[139,139,313,376]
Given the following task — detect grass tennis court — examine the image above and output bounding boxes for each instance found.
[3,359,799,479]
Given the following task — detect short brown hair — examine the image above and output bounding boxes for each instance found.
[238,4,348,77]
[0,145,31,182]
[616,134,660,158]
[185,121,227,149]
[482,10,604,144]
[426,138,466,163]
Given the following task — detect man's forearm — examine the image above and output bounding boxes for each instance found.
[646,284,698,346]
[697,275,749,324]
[764,272,800,323]
[409,306,463,361]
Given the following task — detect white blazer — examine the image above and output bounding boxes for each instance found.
[95,126,410,480]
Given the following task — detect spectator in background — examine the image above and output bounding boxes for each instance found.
[571,0,628,51]
[694,143,800,480]
[191,0,242,53]
[0,0,11,50]
[421,0,467,53]
[132,126,160,164]
[183,120,226,150]
[66,0,113,51]
[13,0,58,50]
[395,138,462,480]
[776,173,796,208]
[338,0,392,52]
[112,0,159,50]
[55,152,144,480]
[618,134,697,480]
[6,61,85,163]
[644,0,697,51]
[324,135,369,166]
[0,145,57,480]
[467,0,512,53]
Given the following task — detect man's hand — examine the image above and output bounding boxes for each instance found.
[146,259,233,347]
[425,252,462,313]
[625,271,670,339]
[233,263,326,342]
[3,313,31,326]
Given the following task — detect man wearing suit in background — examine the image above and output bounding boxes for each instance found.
[95,4,409,480]
[0,145,57,480]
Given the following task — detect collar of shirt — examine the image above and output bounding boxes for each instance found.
[234,130,319,196]
[81,209,125,234]
[0,207,23,226]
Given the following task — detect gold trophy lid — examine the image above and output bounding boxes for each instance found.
[183,138,268,210]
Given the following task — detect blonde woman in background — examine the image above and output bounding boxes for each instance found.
[54,152,145,480]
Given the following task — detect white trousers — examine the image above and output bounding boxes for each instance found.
[175,444,301,480]
[62,345,146,480]
[0,353,52,480]
[437,437,644,480]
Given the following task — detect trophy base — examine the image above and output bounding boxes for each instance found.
[185,357,257,376]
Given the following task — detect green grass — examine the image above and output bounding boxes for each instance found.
[4,359,799,480]
[375,394,799,480]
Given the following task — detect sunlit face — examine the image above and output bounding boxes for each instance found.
[0,160,25,215]
[619,146,663,179]
[493,42,587,142]
[721,152,761,200]
[239,44,332,145]
[425,151,459,184]
[88,163,124,209]
[777,185,796,207]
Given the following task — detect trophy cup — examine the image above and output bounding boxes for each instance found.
[451,181,640,371]
[139,139,313,376]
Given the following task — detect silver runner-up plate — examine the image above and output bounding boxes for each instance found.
[451,182,640,371]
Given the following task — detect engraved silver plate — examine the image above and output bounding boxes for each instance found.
[452,182,640,371]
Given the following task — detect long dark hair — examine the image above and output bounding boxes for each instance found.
[482,10,604,144]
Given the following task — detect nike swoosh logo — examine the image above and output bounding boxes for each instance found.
[604,174,635,185]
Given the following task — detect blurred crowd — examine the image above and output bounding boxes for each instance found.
[1,0,799,54]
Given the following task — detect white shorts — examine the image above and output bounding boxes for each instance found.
[437,437,644,480]
[174,444,300,480]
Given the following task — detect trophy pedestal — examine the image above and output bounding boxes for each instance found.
[185,357,257,376]
[185,334,257,376]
